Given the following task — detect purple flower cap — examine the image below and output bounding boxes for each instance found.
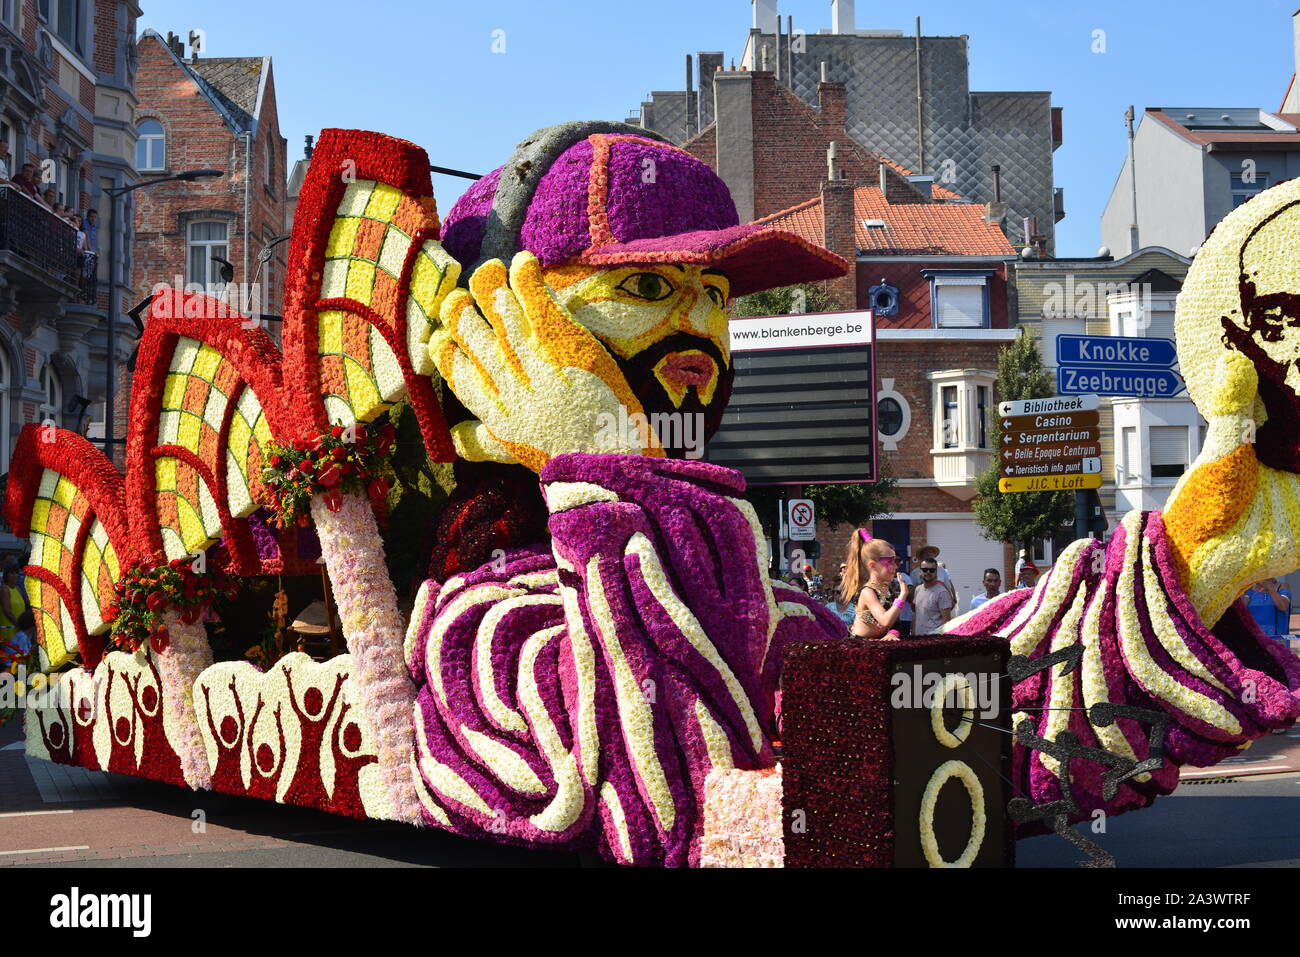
[441,121,848,298]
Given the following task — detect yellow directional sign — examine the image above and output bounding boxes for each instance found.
[998,473,1102,493]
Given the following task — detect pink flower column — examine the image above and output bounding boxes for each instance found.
[309,491,419,823]
[155,613,214,790]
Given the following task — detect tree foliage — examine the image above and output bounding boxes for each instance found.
[803,465,899,529]
[972,329,1075,551]
[731,282,836,318]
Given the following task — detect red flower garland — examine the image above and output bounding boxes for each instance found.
[260,423,396,529]
[108,558,238,654]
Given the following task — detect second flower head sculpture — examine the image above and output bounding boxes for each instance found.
[406,122,850,865]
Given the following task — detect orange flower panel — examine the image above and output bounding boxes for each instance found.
[176,462,200,504]
[320,355,346,394]
[213,361,240,397]
[371,269,399,319]
[183,375,210,413]
[343,313,373,373]
[198,424,219,466]
[98,563,114,606]
[159,491,180,530]
[392,195,436,238]
[354,218,386,261]
[45,502,68,540]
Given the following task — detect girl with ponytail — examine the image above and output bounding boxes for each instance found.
[840,529,910,640]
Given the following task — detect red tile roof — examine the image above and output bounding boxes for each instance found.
[758,186,1015,256]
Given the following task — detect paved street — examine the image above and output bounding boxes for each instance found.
[0,720,580,868]
[4,716,1300,868]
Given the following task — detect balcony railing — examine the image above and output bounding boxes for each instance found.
[0,184,82,297]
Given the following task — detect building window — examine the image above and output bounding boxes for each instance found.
[867,281,899,317]
[875,380,911,452]
[48,0,83,55]
[39,363,62,429]
[265,130,275,191]
[1121,426,1139,484]
[928,369,997,454]
[136,120,165,171]
[929,273,990,328]
[1231,172,1269,208]
[1,0,15,29]
[975,385,989,449]
[188,221,229,293]
[1150,425,1188,480]
[878,397,903,436]
[940,385,958,448]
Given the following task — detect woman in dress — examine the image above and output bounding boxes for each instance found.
[840,529,910,640]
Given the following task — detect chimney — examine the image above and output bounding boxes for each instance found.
[832,0,856,35]
[685,54,695,137]
[752,0,778,34]
[713,71,755,220]
[822,172,857,310]
[304,134,314,159]
[697,52,723,129]
[879,161,929,204]
[817,67,847,134]
[984,163,1005,225]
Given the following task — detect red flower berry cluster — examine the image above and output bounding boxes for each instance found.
[260,423,396,528]
[107,557,239,655]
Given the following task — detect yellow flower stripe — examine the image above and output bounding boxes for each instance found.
[626,532,766,755]
[584,554,675,833]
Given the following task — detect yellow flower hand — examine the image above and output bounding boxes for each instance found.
[428,252,663,472]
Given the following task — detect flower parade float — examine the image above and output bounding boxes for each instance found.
[6,120,1300,867]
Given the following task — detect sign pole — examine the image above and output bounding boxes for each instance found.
[1075,489,1089,541]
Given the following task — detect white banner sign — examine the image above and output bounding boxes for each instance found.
[730,311,874,352]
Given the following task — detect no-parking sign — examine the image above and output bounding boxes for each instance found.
[788,499,816,541]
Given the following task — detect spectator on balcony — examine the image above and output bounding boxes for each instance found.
[84,208,98,251]
[0,141,10,181]
[40,186,56,209]
[71,214,87,251]
[11,163,39,198]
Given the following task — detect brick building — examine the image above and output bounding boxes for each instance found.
[131,29,287,328]
[668,60,1021,606]
[628,0,1063,253]
[0,0,140,552]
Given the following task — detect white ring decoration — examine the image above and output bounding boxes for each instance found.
[919,759,986,868]
[930,673,975,749]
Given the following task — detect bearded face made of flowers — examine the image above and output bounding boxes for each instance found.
[422,123,845,578]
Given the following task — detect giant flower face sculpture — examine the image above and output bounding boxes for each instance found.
[432,122,845,471]
[543,263,733,442]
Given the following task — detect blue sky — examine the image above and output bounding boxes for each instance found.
[146,0,1298,256]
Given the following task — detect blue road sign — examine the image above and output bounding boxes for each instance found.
[1057,365,1183,398]
[1056,334,1177,368]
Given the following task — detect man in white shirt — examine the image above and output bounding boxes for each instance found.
[916,545,957,606]
[913,558,954,634]
[970,568,1002,611]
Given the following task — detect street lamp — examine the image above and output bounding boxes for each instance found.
[102,168,223,458]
